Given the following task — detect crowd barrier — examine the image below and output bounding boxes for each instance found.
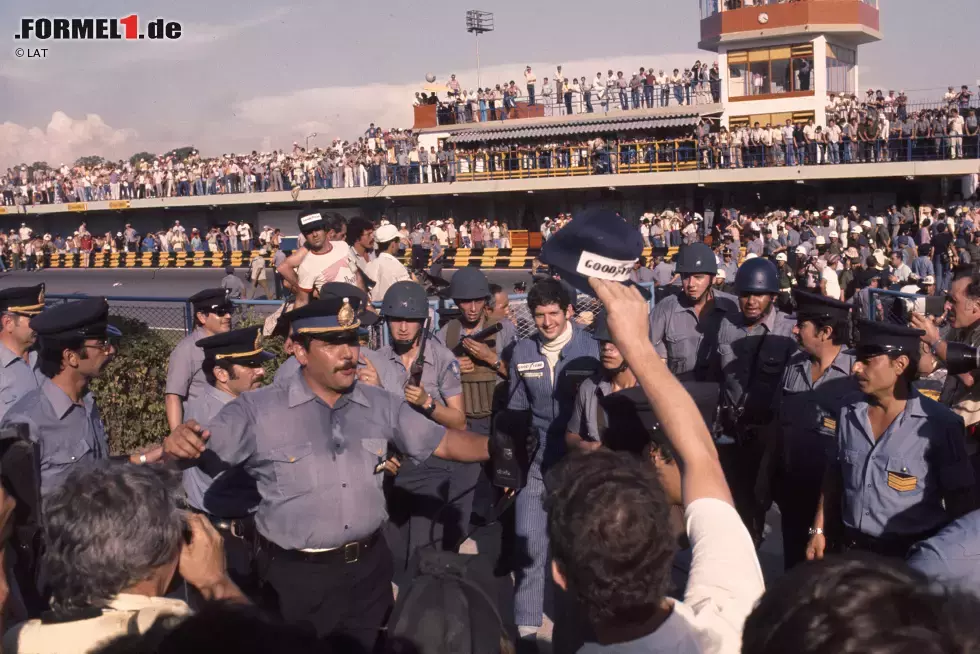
[18,246,685,270]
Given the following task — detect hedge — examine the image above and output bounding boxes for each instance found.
[95,312,289,455]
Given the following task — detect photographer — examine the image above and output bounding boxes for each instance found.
[3,463,246,654]
[910,267,980,464]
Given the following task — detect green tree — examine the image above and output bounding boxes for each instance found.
[169,145,197,160]
[27,161,49,174]
[75,155,105,168]
[129,151,156,166]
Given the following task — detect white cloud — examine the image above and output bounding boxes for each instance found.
[226,52,707,149]
[0,112,138,167]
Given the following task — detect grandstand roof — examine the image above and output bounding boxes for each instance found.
[445,110,707,143]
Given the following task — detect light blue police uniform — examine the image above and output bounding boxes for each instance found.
[836,390,974,542]
[165,326,211,414]
[0,346,43,422]
[506,325,600,627]
[1,379,109,496]
[375,338,465,560]
[773,348,860,567]
[199,376,447,551]
[649,290,737,380]
[183,384,260,518]
[566,376,612,443]
[907,509,980,588]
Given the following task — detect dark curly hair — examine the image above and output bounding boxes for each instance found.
[743,553,980,654]
[545,450,674,630]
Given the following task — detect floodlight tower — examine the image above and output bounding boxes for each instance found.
[466,10,494,88]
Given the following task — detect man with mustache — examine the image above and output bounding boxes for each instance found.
[807,320,975,561]
[770,290,860,567]
[717,257,797,543]
[181,325,274,598]
[374,281,467,566]
[163,293,491,651]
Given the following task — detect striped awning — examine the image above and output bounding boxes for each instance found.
[446,115,701,143]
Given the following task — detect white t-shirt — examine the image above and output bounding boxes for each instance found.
[821,265,841,300]
[578,499,763,654]
[296,241,357,292]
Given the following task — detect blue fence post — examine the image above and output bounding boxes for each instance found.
[183,302,193,335]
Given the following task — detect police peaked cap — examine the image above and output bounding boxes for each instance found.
[197,325,274,368]
[188,288,233,314]
[30,297,122,341]
[0,284,45,316]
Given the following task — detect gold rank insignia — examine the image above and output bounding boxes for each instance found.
[253,329,263,350]
[38,286,45,304]
[887,471,918,492]
[338,298,355,327]
[822,417,837,431]
[920,389,941,402]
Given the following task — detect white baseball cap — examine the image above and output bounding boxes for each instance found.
[795,246,808,255]
[375,224,400,243]
[775,252,788,262]
[829,231,839,238]
[815,235,826,245]
[923,275,936,285]
[851,225,862,233]
[850,205,858,212]
[875,217,884,225]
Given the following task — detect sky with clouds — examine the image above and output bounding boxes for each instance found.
[1,0,977,167]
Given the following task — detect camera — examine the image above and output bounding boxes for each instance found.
[944,341,980,376]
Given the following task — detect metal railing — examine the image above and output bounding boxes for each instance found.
[434,84,720,126]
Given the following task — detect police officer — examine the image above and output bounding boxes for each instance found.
[649,242,738,381]
[184,325,272,595]
[162,294,492,651]
[434,268,518,538]
[165,288,233,429]
[808,320,976,560]
[506,277,600,636]
[377,281,468,562]
[717,257,797,541]
[0,284,45,421]
[771,290,860,567]
[565,312,637,452]
[1,298,161,495]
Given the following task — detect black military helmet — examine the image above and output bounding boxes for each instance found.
[734,257,779,295]
[674,243,717,275]
[447,267,490,301]
[382,281,429,320]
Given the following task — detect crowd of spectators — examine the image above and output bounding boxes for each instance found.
[422,61,722,126]
[3,86,978,210]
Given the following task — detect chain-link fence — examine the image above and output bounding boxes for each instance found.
[47,283,655,350]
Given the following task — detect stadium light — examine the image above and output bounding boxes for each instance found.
[306,132,318,150]
[465,10,494,88]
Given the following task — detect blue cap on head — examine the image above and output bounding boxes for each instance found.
[538,208,644,296]
[30,297,122,340]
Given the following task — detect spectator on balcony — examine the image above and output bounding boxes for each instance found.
[448,74,461,98]
[803,118,817,165]
[605,70,616,112]
[580,76,593,113]
[555,65,565,112]
[565,78,577,116]
[709,62,721,103]
[643,68,655,109]
[782,119,797,167]
[966,109,979,158]
[958,85,974,110]
[683,68,694,106]
[932,110,948,159]
[615,71,628,111]
[630,71,642,110]
[671,68,683,106]
[950,109,965,159]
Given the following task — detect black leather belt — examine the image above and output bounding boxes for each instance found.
[258,529,381,565]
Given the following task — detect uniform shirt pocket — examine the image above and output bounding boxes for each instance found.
[885,457,922,496]
[839,449,865,492]
[361,438,388,477]
[46,439,92,470]
[267,442,317,498]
